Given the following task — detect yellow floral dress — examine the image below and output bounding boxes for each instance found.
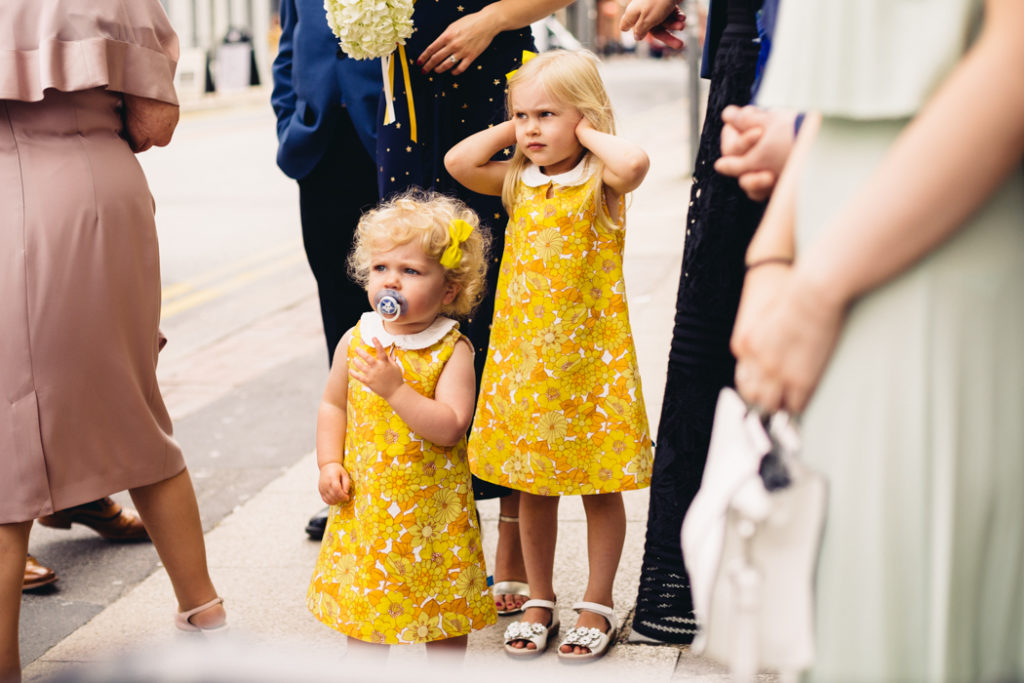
[468,160,653,495]
[308,313,496,644]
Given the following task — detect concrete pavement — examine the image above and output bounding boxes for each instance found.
[21,56,758,681]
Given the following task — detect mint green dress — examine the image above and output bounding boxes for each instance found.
[757,1,1024,680]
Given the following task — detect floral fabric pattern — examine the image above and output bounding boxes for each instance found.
[468,173,653,495]
[308,322,496,643]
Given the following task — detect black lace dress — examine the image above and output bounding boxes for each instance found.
[631,0,766,644]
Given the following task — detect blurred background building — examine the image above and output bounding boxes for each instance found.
[157,0,613,99]
[157,0,700,156]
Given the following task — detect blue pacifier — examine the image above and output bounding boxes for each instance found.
[374,289,406,322]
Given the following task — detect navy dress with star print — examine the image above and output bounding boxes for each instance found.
[376,0,534,499]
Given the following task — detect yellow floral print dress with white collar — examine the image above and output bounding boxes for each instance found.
[468,160,654,495]
[308,313,496,644]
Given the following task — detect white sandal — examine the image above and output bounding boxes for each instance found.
[493,580,531,616]
[557,601,617,662]
[174,596,228,633]
[503,598,560,658]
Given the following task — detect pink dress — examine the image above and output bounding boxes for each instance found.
[0,0,183,523]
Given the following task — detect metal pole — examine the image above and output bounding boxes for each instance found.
[685,0,702,173]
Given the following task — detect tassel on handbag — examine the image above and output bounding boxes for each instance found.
[681,388,828,682]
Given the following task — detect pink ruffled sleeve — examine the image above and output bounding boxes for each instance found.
[0,0,179,104]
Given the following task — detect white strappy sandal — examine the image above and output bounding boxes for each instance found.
[174,596,228,633]
[557,601,618,662]
[503,598,560,658]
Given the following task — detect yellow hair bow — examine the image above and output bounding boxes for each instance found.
[440,219,474,269]
[505,50,538,82]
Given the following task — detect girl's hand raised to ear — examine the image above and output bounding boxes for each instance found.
[575,115,594,139]
[350,338,405,399]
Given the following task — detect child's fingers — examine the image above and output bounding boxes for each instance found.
[349,365,368,386]
[322,478,350,505]
[355,347,377,364]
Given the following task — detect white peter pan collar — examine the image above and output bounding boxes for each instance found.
[520,158,592,187]
[358,312,458,350]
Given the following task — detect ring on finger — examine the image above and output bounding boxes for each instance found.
[447,55,459,64]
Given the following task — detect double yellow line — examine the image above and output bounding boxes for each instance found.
[161,240,306,320]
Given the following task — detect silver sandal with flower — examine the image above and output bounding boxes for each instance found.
[503,598,560,658]
[557,601,618,662]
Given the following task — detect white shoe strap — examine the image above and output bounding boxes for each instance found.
[521,598,556,611]
[572,601,617,630]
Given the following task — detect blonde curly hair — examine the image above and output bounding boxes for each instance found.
[348,190,491,318]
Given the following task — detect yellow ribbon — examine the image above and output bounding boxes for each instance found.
[505,49,538,81]
[439,219,474,269]
[382,44,418,143]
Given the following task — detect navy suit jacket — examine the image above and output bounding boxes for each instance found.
[271,0,382,180]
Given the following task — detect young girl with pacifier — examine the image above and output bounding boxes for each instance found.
[445,49,653,661]
[306,191,496,659]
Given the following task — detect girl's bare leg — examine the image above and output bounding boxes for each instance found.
[425,634,467,663]
[493,493,528,613]
[129,469,225,629]
[560,492,625,654]
[509,492,559,650]
[0,521,32,682]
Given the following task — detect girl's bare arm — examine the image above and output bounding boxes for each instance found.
[316,329,353,504]
[445,120,516,196]
[576,118,650,195]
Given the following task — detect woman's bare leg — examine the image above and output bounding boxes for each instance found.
[493,493,528,613]
[0,521,32,682]
[129,469,225,629]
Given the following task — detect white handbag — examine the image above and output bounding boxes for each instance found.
[681,388,827,681]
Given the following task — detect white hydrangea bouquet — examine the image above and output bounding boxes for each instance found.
[324,0,417,138]
[324,0,415,60]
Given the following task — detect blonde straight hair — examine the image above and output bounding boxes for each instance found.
[502,50,620,232]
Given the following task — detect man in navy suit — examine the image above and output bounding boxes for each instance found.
[272,0,381,364]
[272,0,381,539]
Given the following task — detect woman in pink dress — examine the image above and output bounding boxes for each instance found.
[0,2,226,677]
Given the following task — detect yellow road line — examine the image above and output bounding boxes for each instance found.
[162,240,302,305]
[161,245,306,320]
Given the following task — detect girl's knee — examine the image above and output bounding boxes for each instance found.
[581,492,623,508]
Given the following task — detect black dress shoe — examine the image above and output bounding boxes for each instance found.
[305,507,328,540]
